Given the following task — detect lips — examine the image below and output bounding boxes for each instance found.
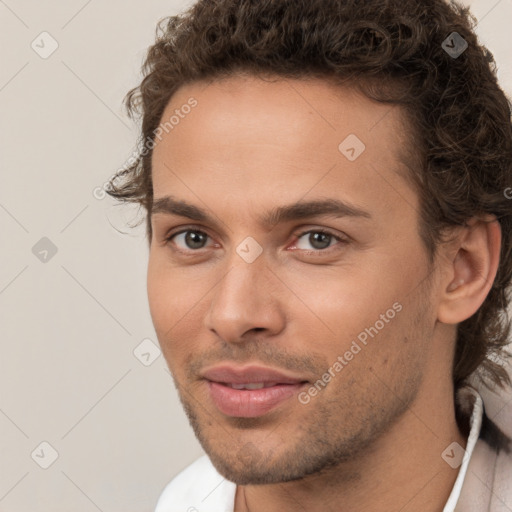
[201,365,308,418]
[202,365,306,385]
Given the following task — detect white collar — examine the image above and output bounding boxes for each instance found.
[443,386,484,512]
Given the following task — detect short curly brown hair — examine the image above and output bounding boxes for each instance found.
[107,0,512,393]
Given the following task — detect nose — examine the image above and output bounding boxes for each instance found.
[204,256,286,344]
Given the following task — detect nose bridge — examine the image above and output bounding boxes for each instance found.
[205,250,285,342]
[220,258,261,307]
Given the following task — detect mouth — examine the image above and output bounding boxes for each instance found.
[201,364,309,418]
[223,382,281,390]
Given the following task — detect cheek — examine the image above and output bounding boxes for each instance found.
[146,255,207,364]
[147,250,203,322]
[290,263,415,364]
[289,265,395,325]
[147,255,172,333]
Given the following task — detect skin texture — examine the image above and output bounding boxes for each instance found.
[148,75,501,512]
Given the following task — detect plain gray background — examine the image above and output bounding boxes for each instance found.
[1,0,511,510]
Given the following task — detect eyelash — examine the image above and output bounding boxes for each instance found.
[163,226,348,256]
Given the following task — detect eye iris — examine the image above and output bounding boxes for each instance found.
[310,232,331,249]
[186,231,207,249]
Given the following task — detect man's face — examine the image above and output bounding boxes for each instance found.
[148,75,442,484]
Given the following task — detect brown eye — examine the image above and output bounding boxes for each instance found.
[307,232,332,250]
[167,230,211,250]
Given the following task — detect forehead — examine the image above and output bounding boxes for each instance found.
[151,74,418,223]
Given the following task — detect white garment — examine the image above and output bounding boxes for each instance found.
[155,386,507,512]
[443,386,483,512]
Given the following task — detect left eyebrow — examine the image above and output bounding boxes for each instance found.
[261,198,372,228]
[151,195,371,230]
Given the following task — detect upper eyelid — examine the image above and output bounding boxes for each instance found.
[165,225,216,242]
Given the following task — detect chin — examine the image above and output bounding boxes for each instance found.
[207,451,306,485]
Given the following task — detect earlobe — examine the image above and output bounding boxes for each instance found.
[438,217,501,325]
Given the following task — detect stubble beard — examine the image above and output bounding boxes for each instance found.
[171,278,434,486]
[175,361,425,486]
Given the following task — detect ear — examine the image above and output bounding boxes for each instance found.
[437,216,501,325]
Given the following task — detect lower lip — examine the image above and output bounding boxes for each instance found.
[207,381,305,418]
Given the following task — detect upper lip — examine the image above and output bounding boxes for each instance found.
[201,364,308,385]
